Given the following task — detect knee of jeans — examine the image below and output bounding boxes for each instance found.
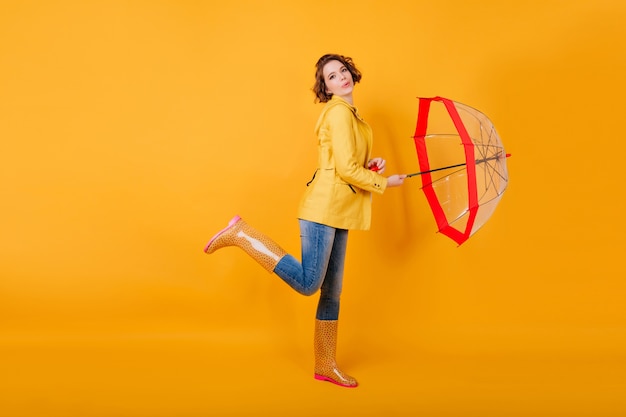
[301,287,318,297]
[300,281,324,296]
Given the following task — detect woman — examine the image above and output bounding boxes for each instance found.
[204,53,406,388]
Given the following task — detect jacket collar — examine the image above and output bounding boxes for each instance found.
[314,95,365,134]
[327,95,363,120]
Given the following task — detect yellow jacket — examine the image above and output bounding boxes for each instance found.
[298,96,388,230]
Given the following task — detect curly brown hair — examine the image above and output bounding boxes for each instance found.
[312,54,362,103]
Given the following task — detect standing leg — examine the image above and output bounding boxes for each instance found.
[312,229,358,388]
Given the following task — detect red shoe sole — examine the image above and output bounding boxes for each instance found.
[314,374,358,388]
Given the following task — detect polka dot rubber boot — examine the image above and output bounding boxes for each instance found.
[204,215,287,273]
[314,319,358,388]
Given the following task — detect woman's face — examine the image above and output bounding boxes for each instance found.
[322,60,354,103]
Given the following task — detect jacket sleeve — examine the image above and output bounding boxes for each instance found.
[326,105,388,194]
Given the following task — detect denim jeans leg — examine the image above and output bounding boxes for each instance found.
[273,220,336,296]
[315,228,348,320]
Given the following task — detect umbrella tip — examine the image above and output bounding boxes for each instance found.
[505,153,512,158]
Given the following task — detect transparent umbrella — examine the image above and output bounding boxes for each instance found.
[408,96,510,245]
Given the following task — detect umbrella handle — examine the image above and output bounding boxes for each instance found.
[407,162,467,177]
[407,153,511,178]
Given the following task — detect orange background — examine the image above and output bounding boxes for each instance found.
[1,1,625,416]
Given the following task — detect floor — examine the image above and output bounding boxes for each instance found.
[1,328,624,417]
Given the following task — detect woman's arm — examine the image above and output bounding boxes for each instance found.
[327,106,405,191]
[327,106,387,193]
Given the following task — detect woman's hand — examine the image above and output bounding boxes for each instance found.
[368,157,386,174]
[386,174,407,187]
[369,157,406,187]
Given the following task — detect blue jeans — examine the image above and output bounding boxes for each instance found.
[273,219,348,321]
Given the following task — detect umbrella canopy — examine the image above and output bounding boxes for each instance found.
[410,96,510,245]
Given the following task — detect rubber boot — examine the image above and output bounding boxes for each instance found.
[314,319,358,388]
[204,215,287,273]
